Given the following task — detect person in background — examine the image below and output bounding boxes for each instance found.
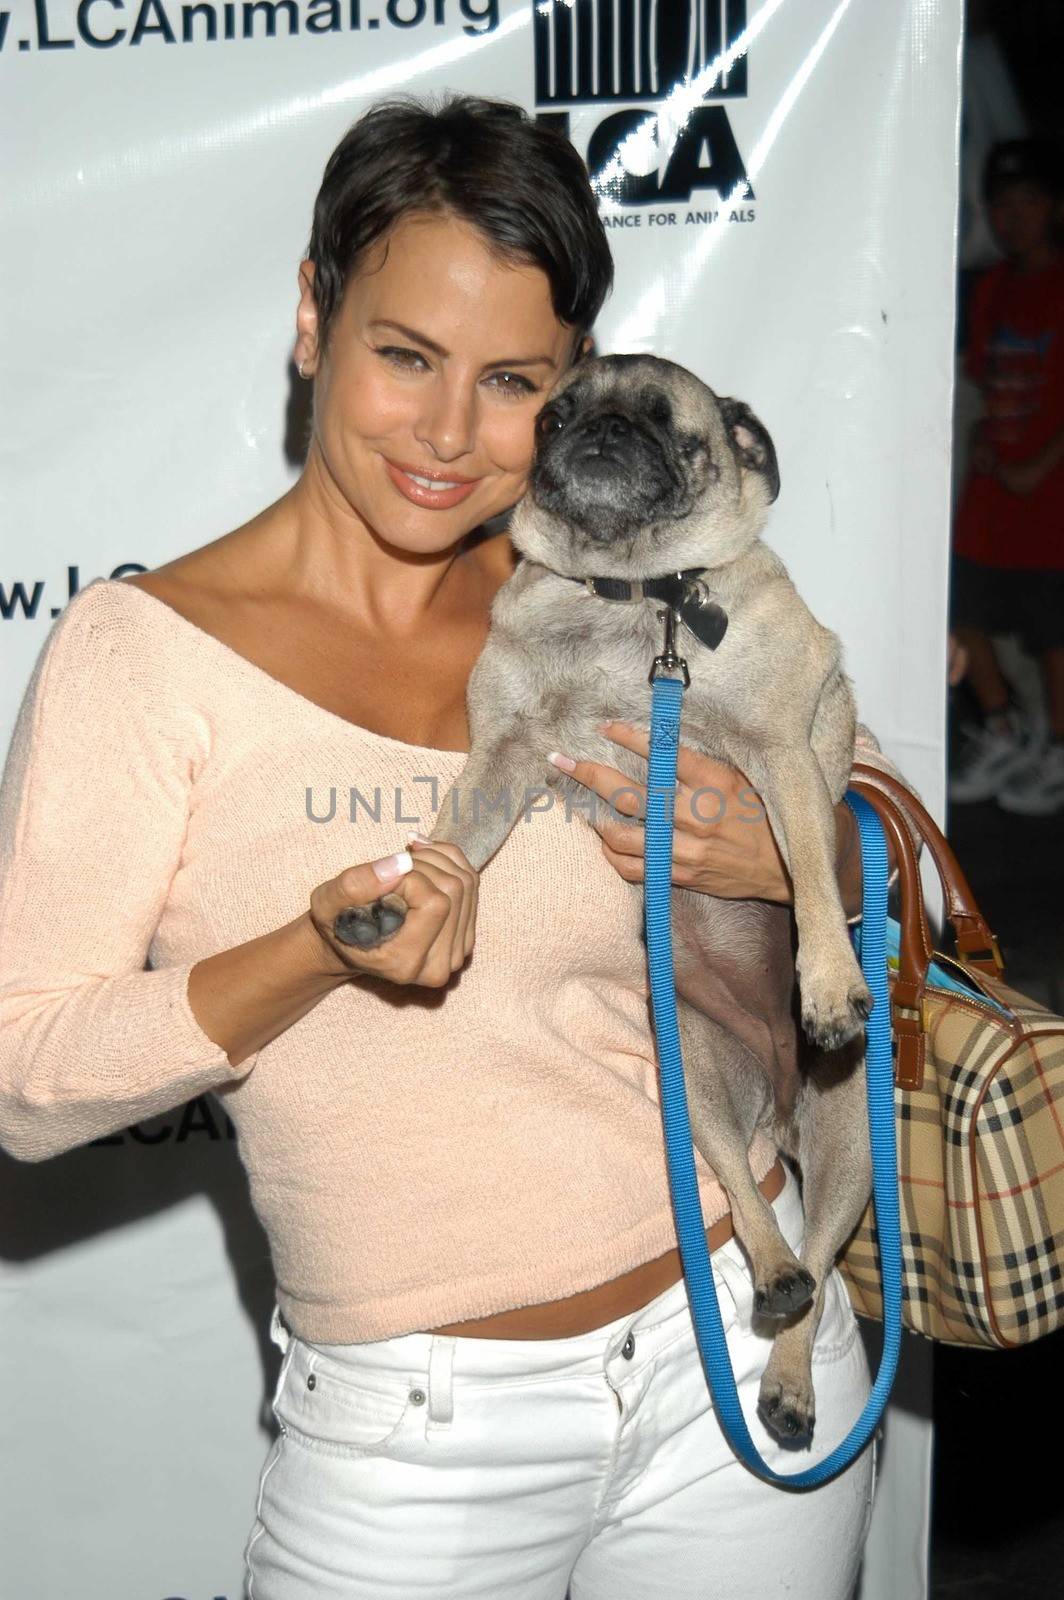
[956,0,1028,346]
[949,137,1064,814]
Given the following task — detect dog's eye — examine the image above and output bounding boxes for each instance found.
[678,433,703,457]
[536,409,565,437]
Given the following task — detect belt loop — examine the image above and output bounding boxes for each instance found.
[269,1309,298,1416]
[269,1302,291,1355]
[712,1247,756,1328]
[426,1335,456,1428]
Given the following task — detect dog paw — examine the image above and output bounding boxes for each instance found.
[757,1374,816,1446]
[753,1264,816,1320]
[800,977,873,1052]
[332,892,408,949]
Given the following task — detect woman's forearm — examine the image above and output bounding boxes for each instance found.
[187,913,350,1069]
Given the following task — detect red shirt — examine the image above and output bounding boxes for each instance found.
[953,259,1064,569]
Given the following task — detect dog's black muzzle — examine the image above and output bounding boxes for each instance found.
[574,411,635,458]
[532,407,683,535]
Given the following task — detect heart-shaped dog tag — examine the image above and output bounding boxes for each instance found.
[678,591,728,651]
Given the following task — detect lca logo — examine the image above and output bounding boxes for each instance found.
[534,0,754,209]
[534,0,748,105]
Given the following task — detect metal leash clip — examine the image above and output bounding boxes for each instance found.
[649,604,690,687]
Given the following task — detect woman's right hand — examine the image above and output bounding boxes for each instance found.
[308,842,479,988]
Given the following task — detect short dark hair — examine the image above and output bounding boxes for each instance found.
[982,137,1064,206]
[306,94,614,353]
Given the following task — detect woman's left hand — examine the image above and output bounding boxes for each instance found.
[548,720,794,903]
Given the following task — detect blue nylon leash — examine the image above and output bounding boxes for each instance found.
[644,670,903,1488]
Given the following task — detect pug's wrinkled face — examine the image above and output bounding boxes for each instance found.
[510,353,779,578]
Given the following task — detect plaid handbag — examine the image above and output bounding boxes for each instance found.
[837,761,1064,1348]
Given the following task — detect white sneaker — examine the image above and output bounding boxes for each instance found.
[949,714,1034,804]
[997,740,1064,816]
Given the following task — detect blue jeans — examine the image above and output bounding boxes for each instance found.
[243,1165,877,1599]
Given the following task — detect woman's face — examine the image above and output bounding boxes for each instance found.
[296,211,582,553]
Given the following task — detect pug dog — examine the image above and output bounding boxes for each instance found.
[337,354,873,1447]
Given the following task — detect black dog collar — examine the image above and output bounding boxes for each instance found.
[564,566,729,651]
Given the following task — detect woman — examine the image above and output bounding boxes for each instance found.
[0,96,907,1598]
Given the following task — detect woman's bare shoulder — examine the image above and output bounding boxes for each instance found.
[117,528,265,631]
[119,560,202,609]
[119,522,518,629]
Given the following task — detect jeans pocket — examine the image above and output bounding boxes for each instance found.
[273,1341,415,1459]
[810,1267,861,1367]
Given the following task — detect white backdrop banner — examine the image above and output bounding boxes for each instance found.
[1,2,960,1596]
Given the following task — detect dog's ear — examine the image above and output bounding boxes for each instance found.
[718,398,780,503]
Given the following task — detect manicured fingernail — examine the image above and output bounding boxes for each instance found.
[372,850,413,881]
[548,751,577,773]
[406,832,431,845]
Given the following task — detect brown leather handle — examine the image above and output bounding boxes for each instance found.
[847,780,933,1089]
[850,761,1003,975]
[850,782,934,984]
[847,767,1004,1092]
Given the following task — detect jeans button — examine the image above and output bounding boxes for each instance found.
[622,1333,635,1359]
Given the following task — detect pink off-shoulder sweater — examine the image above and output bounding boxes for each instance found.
[0,576,909,1342]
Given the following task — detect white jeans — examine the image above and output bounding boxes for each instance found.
[243,1166,878,1600]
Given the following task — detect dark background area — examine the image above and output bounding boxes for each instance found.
[933,4,1064,1594]
[931,793,1064,1598]
[983,0,1064,140]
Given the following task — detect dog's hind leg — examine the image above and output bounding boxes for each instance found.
[677,1000,815,1320]
[756,1043,871,1445]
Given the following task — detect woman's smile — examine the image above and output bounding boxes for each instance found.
[382,455,483,510]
